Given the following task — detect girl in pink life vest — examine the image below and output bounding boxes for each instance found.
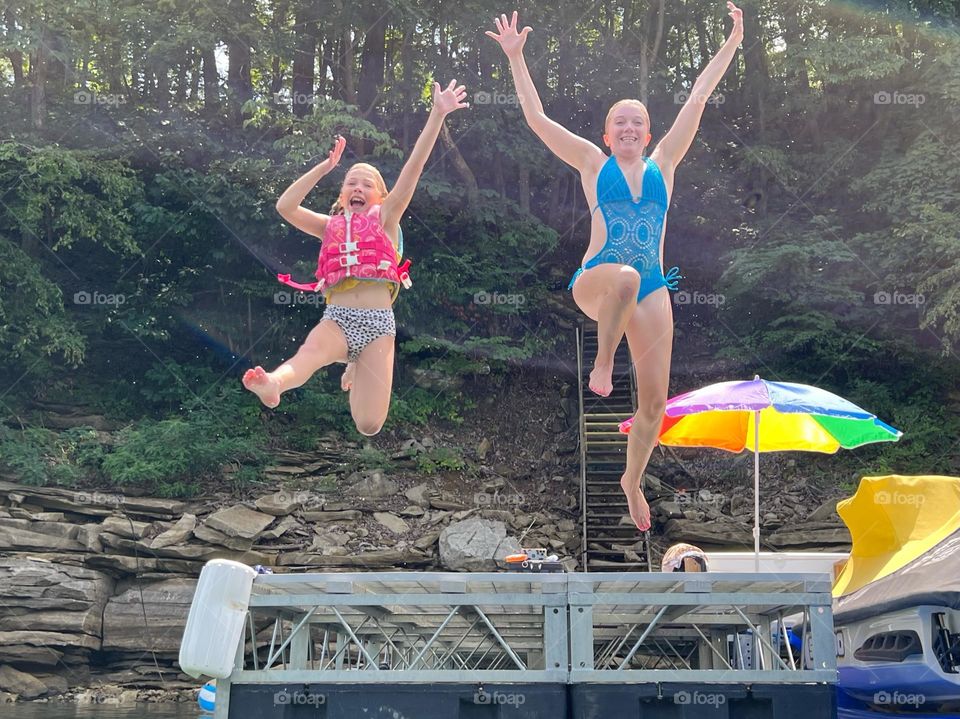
[242,79,468,435]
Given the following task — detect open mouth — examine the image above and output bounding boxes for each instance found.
[349,197,366,209]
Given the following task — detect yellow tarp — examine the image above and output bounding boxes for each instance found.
[832,474,960,598]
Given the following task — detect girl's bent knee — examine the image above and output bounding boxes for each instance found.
[614,269,641,302]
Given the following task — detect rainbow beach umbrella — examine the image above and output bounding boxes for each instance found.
[620,376,902,569]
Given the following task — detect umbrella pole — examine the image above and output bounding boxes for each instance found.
[754,410,761,572]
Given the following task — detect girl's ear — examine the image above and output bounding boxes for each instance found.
[602,133,611,148]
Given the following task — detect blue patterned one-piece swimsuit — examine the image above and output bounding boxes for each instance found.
[568,155,681,302]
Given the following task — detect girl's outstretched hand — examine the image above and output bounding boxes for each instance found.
[433,79,468,116]
[325,135,346,168]
[727,2,743,43]
[485,11,532,58]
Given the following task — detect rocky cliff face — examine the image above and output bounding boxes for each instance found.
[0,448,584,702]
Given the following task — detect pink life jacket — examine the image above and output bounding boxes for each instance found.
[277,208,412,297]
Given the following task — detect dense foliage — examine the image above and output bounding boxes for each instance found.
[1,0,958,494]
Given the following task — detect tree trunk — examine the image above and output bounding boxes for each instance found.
[518,166,530,213]
[270,0,289,99]
[547,174,562,227]
[29,27,46,130]
[202,46,220,113]
[317,36,331,97]
[439,123,478,204]
[357,4,387,117]
[174,56,187,103]
[132,38,145,98]
[8,50,24,87]
[400,27,414,151]
[292,4,319,116]
[227,0,254,124]
[155,60,170,110]
[340,28,356,105]
[781,1,821,150]
[4,9,24,88]
[638,0,665,104]
[189,49,201,100]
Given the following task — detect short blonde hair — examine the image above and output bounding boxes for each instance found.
[604,99,651,134]
[331,163,389,214]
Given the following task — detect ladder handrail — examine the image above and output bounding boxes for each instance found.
[576,322,588,570]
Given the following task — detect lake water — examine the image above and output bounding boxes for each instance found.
[1,701,913,718]
[1,706,205,718]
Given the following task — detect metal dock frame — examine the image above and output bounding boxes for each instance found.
[567,572,836,683]
[213,571,836,718]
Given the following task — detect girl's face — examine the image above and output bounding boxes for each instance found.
[604,105,652,158]
[339,167,384,213]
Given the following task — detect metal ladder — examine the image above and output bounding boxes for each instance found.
[577,321,652,571]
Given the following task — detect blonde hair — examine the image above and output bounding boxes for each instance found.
[330,163,389,214]
[604,99,651,135]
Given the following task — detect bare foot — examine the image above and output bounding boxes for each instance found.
[340,362,355,392]
[242,366,281,408]
[589,359,614,397]
[621,473,651,531]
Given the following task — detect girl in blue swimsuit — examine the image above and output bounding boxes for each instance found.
[488,4,744,532]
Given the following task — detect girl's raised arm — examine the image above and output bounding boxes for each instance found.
[380,80,467,230]
[654,2,743,172]
[275,136,346,238]
[487,11,602,172]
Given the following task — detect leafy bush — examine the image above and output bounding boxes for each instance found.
[102,414,266,496]
[416,446,466,474]
[0,425,104,486]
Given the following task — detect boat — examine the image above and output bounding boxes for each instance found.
[831,475,960,716]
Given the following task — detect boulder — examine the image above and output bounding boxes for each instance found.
[259,515,299,541]
[807,498,841,522]
[255,492,303,517]
[302,510,361,523]
[344,472,398,498]
[203,505,275,540]
[404,483,432,508]
[149,514,197,549]
[373,513,410,534]
[439,518,520,571]
[0,665,47,699]
[192,524,254,552]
